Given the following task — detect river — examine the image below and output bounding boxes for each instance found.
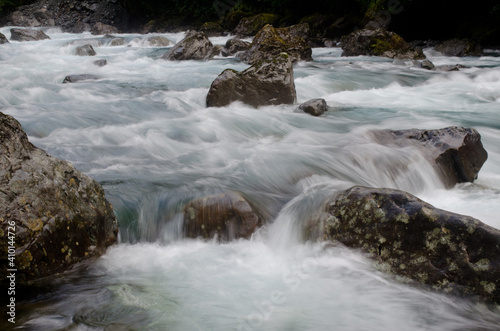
[1,27,500,330]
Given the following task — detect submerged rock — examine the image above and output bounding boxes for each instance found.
[240,23,312,64]
[145,35,170,47]
[206,52,296,108]
[93,59,107,67]
[10,28,50,42]
[0,112,118,284]
[75,44,96,56]
[315,186,500,304]
[372,127,488,187]
[0,32,9,44]
[62,74,100,83]
[340,28,425,60]
[234,13,280,36]
[298,98,328,116]
[435,39,483,57]
[161,31,214,61]
[183,192,261,241]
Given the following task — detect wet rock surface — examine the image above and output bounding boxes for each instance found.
[161,30,214,61]
[0,32,9,44]
[10,28,50,41]
[206,52,296,108]
[0,112,118,285]
[435,39,483,57]
[234,13,280,36]
[316,186,500,304]
[183,191,261,241]
[372,127,488,187]
[298,98,328,116]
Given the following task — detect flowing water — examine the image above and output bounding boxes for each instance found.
[1,27,500,330]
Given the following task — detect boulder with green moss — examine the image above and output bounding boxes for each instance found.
[340,28,425,60]
[206,52,296,107]
[234,13,281,36]
[240,23,312,64]
[311,186,500,304]
[0,112,118,285]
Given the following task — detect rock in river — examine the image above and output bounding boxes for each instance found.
[206,52,296,108]
[0,112,118,284]
[161,31,214,61]
[10,28,50,42]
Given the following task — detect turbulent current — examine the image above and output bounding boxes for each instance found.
[1,27,500,330]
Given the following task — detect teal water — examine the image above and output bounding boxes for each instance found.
[1,27,500,330]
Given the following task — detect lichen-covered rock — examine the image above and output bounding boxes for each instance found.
[10,28,50,42]
[298,98,328,116]
[0,112,118,285]
[234,13,280,36]
[91,22,119,35]
[75,44,96,56]
[372,127,488,187]
[435,39,483,57]
[240,23,312,64]
[161,30,214,61]
[221,38,251,57]
[0,33,9,44]
[183,192,261,241]
[62,74,100,83]
[340,28,425,60]
[206,52,296,108]
[314,186,500,304]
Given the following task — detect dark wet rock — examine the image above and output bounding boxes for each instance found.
[91,22,118,35]
[183,191,261,241]
[372,127,488,187]
[161,31,214,61]
[298,98,328,116]
[234,13,281,36]
[10,28,50,42]
[210,45,224,58]
[0,33,9,44]
[62,74,100,83]
[221,38,251,57]
[206,52,296,108]
[240,23,312,64]
[314,186,500,304]
[434,64,469,72]
[420,59,435,70]
[200,21,225,37]
[145,35,170,47]
[75,44,96,56]
[0,112,118,285]
[93,59,107,67]
[435,39,483,57]
[340,28,425,60]
[221,10,253,31]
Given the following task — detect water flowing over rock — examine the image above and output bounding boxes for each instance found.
[0,32,8,44]
[0,112,118,284]
[206,52,296,108]
[240,23,312,64]
[183,192,261,241]
[340,28,425,60]
[62,74,100,83]
[314,186,500,304]
[435,39,483,57]
[10,28,50,42]
[221,38,251,57]
[372,127,488,188]
[298,98,328,116]
[75,44,96,56]
[234,13,280,36]
[161,31,214,61]
[145,36,170,47]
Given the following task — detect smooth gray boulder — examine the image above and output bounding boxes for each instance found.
[298,98,328,116]
[161,31,214,61]
[206,52,296,108]
[75,44,96,56]
[0,112,118,285]
[10,28,50,42]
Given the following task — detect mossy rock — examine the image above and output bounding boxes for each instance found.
[234,13,281,36]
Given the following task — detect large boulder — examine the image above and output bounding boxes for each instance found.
[221,38,251,57]
[0,112,118,284]
[0,33,9,44]
[435,39,483,57]
[313,186,500,304]
[183,192,261,241]
[240,23,312,64]
[161,31,214,61]
[340,28,425,60]
[91,22,119,35]
[372,127,488,188]
[10,28,50,42]
[206,52,296,108]
[234,13,280,36]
